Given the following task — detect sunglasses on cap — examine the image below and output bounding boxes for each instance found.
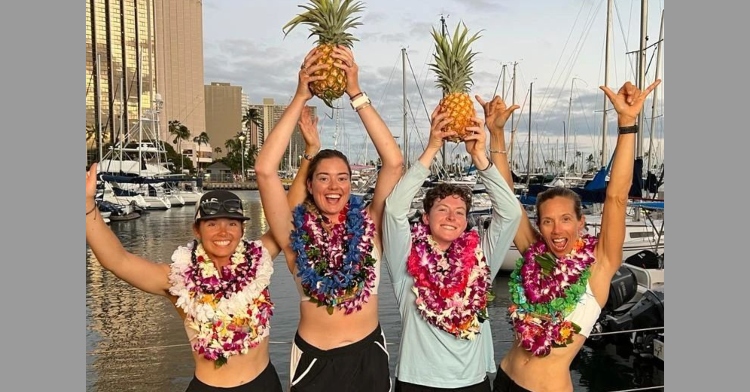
[199,199,244,215]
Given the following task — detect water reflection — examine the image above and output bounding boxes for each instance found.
[86,191,663,391]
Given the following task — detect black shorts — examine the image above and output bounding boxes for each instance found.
[289,324,391,392]
[185,360,283,392]
[394,376,490,392]
[492,367,531,392]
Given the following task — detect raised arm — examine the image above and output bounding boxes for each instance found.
[287,105,320,209]
[463,108,523,277]
[85,163,171,296]
[597,79,661,276]
[332,46,404,233]
[256,48,325,270]
[476,95,538,254]
[383,108,453,284]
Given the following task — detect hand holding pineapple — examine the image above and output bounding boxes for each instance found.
[330,46,362,98]
[296,48,328,101]
[462,117,487,162]
[426,106,457,151]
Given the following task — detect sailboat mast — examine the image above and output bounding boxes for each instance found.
[648,9,664,174]
[440,15,447,170]
[402,47,408,167]
[565,78,574,180]
[96,54,103,162]
[601,0,613,168]
[636,0,648,159]
[634,0,649,221]
[509,61,517,169]
[526,82,533,188]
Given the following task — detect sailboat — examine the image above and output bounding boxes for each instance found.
[496,0,665,272]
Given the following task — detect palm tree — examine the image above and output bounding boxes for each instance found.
[242,107,263,134]
[246,144,259,167]
[214,146,222,154]
[586,153,595,172]
[193,131,210,172]
[169,120,191,172]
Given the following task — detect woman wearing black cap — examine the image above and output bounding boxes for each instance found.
[85,163,309,392]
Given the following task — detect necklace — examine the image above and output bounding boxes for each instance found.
[169,239,274,368]
[407,223,492,340]
[507,234,597,356]
[291,196,377,315]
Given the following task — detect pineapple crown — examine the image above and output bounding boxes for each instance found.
[429,21,483,94]
[282,0,365,48]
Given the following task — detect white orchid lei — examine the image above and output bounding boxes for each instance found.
[168,239,274,368]
[407,223,493,340]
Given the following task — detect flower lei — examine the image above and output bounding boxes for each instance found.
[290,196,377,315]
[407,222,493,340]
[507,234,597,356]
[168,239,274,368]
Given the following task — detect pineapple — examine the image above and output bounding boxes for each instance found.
[283,0,365,108]
[429,22,482,142]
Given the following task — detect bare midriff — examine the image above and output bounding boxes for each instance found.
[499,336,585,392]
[297,295,380,350]
[191,338,271,387]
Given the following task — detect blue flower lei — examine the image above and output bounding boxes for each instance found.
[291,196,377,315]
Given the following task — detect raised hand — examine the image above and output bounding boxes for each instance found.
[600,79,661,124]
[475,95,520,132]
[86,163,98,209]
[297,48,327,101]
[427,105,456,150]
[332,46,361,97]
[298,106,321,152]
[463,117,487,158]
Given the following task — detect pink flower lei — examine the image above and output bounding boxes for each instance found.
[508,234,598,356]
[407,222,493,340]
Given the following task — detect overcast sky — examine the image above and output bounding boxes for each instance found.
[202,0,665,168]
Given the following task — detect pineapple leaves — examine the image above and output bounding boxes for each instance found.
[428,22,483,94]
[282,0,364,47]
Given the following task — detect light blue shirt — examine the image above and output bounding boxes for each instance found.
[382,161,522,388]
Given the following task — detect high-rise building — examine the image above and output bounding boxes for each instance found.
[85,0,158,164]
[86,0,206,169]
[153,0,207,149]
[204,82,243,160]
[248,98,316,171]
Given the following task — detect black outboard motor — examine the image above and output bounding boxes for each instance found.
[629,287,665,358]
[625,250,661,269]
[606,264,638,312]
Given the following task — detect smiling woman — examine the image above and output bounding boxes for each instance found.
[255,45,404,392]
[85,164,311,391]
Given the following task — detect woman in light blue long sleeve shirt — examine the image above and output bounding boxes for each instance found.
[382,105,522,391]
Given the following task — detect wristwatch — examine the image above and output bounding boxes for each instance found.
[350,92,371,111]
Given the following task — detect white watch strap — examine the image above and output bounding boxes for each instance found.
[350,93,370,110]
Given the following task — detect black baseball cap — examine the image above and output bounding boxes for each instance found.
[194,190,250,222]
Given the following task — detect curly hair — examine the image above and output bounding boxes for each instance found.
[423,183,473,213]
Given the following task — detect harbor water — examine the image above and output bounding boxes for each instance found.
[86,191,664,391]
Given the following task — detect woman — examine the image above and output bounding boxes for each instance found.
[255,46,404,392]
[483,79,661,392]
[85,163,310,392]
[381,107,522,391]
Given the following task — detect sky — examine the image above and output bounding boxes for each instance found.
[201,0,665,170]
